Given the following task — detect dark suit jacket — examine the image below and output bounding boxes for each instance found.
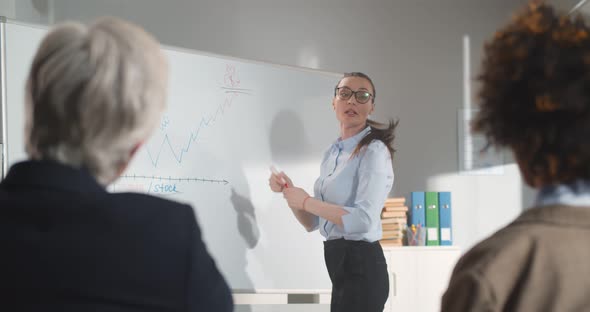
[0,160,233,312]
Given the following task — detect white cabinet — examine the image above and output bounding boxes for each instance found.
[382,247,461,312]
[232,247,461,312]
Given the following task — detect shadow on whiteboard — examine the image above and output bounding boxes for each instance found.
[231,187,261,249]
[269,109,312,163]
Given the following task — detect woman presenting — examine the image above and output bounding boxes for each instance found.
[269,72,397,312]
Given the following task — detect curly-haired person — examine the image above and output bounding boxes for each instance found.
[442,2,590,311]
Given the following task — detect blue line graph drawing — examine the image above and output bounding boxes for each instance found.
[144,64,252,168]
[159,115,170,131]
[119,174,229,185]
[110,173,228,195]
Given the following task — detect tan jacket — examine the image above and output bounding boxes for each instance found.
[441,205,590,312]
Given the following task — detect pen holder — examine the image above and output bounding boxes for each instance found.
[407,227,426,246]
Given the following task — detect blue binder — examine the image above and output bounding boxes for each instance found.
[438,192,453,246]
[410,192,425,227]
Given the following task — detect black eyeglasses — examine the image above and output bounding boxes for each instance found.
[334,87,373,104]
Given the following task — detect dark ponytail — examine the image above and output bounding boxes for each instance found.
[353,119,398,158]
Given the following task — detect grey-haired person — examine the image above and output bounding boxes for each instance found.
[0,17,232,311]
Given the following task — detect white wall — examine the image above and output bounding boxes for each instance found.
[578,0,590,13]
[2,0,581,251]
[0,0,15,18]
[0,0,53,23]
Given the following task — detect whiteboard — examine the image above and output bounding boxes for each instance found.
[2,21,340,290]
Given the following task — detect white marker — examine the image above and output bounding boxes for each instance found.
[270,165,288,188]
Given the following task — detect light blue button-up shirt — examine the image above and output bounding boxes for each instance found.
[311,126,394,242]
[535,179,590,207]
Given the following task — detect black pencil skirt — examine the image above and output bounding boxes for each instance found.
[324,238,389,312]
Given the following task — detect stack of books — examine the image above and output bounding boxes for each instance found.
[379,197,408,247]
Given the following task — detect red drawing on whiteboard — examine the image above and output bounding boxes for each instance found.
[224,64,241,87]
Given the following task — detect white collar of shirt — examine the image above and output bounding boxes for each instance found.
[333,126,371,152]
[535,179,590,207]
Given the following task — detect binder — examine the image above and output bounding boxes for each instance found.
[425,192,439,246]
[438,192,453,246]
[409,192,425,227]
